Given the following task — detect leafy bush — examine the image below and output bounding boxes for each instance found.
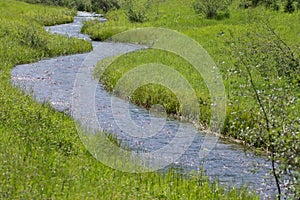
[284,0,296,12]
[193,0,231,19]
[123,0,151,22]
[264,0,280,10]
[239,0,254,9]
[91,0,120,13]
[239,0,300,11]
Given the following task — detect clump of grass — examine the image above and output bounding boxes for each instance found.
[81,10,131,41]
[82,20,129,41]
[95,49,212,123]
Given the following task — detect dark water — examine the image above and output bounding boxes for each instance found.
[11,12,278,199]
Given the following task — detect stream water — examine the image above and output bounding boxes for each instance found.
[11,12,278,199]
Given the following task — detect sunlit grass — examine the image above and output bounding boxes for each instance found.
[95,49,211,123]
[0,0,260,199]
[89,0,300,147]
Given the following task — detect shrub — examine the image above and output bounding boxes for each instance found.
[91,0,120,13]
[239,0,254,9]
[124,0,151,22]
[230,20,300,198]
[193,0,231,19]
[239,0,300,11]
[284,0,296,12]
[76,0,92,12]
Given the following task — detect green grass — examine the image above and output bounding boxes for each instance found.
[0,0,259,199]
[0,0,92,71]
[95,49,211,123]
[0,78,258,199]
[89,0,300,147]
[89,2,300,196]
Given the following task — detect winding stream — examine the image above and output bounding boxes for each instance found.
[12,12,278,199]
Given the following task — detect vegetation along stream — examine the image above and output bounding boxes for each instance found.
[11,11,282,199]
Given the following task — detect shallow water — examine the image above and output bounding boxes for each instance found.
[11,12,278,199]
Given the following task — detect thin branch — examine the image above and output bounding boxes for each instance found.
[242,60,281,199]
[262,20,298,66]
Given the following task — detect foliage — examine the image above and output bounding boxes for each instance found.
[193,0,232,19]
[239,0,300,11]
[20,0,120,12]
[122,0,152,22]
[284,0,295,12]
[230,19,300,198]
[91,0,120,13]
[239,0,276,9]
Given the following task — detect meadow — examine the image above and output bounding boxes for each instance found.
[84,0,300,197]
[0,0,260,199]
[86,0,300,159]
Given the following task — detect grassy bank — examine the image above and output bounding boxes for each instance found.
[86,1,299,196]
[0,0,92,72]
[0,0,259,199]
[87,0,300,150]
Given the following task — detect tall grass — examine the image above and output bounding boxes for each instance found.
[89,0,300,146]
[95,49,211,123]
[0,0,92,71]
[89,1,300,196]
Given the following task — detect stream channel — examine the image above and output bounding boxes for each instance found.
[11,11,278,199]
